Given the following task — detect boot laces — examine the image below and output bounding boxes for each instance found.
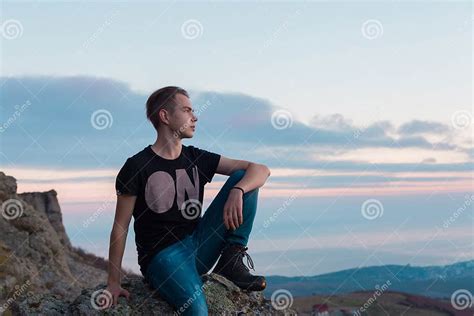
[232,246,255,272]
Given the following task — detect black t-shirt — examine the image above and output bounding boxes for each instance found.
[115,144,221,277]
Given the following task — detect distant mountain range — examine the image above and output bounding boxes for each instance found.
[292,290,474,316]
[265,260,474,299]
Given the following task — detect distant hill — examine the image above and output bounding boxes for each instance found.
[292,290,474,316]
[265,260,474,299]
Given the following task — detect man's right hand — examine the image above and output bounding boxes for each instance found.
[105,194,136,308]
[105,282,130,308]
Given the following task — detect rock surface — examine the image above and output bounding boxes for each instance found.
[18,190,72,250]
[0,171,297,315]
[14,273,296,315]
[0,171,130,313]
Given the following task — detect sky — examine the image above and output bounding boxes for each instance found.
[0,0,473,277]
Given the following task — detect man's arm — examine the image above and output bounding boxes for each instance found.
[215,156,271,193]
[106,194,135,307]
[215,156,271,230]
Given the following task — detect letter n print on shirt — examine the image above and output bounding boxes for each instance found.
[145,166,200,214]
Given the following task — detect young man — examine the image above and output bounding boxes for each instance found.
[106,86,271,315]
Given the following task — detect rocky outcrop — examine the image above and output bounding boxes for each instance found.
[0,171,129,313]
[18,190,72,250]
[0,171,296,315]
[13,273,296,315]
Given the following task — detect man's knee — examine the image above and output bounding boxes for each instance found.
[228,169,246,184]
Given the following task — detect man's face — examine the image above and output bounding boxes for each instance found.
[167,93,197,139]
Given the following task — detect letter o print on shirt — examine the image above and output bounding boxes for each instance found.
[145,171,176,213]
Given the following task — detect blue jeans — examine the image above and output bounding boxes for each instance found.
[145,169,259,315]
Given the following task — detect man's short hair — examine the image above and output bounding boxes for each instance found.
[146,86,189,131]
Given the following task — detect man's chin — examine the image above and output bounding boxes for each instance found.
[174,130,194,139]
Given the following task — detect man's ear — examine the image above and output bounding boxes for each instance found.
[158,108,170,126]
